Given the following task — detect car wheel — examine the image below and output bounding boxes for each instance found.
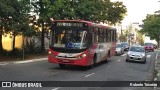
[126,59,129,62]
[142,59,146,64]
[142,61,146,64]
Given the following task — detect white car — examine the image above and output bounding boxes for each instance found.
[126,46,147,63]
[116,43,124,55]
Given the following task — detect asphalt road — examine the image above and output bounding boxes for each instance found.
[0,51,157,90]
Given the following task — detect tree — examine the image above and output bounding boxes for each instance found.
[9,0,34,52]
[140,14,160,47]
[106,1,127,24]
[0,0,15,53]
[30,0,127,52]
[0,0,35,54]
[136,31,144,45]
[31,0,54,52]
[119,34,127,42]
[50,0,127,24]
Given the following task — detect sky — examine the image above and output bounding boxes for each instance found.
[111,0,160,26]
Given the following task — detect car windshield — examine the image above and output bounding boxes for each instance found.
[122,42,128,46]
[116,44,121,48]
[51,29,88,49]
[129,46,145,52]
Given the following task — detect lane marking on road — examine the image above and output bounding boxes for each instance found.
[121,54,127,56]
[146,55,151,58]
[85,73,95,77]
[156,53,159,60]
[51,87,61,90]
[117,59,121,61]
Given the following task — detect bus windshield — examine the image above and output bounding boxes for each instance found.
[51,29,88,49]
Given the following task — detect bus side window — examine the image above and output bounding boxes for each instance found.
[104,29,106,42]
[98,29,100,42]
[90,27,94,45]
[106,29,108,42]
[94,28,98,43]
[108,30,111,42]
[115,30,117,41]
[100,29,104,42]
[111,30,113,42]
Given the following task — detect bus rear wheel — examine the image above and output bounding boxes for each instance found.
[59,64,65,68]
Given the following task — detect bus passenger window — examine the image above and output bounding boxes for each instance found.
[108,30,111,42]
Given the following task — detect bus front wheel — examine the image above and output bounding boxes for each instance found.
[88,54,97,69]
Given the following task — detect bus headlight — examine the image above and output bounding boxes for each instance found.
[48,51,52,54]
[76,54,87,59]
[81,54,87,58]
[48,51,55,57]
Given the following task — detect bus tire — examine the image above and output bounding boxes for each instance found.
[59,64,65,68]
[106,51,110,62]
[88,54,97,69]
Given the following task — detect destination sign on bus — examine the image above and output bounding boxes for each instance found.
[56,22,84,27]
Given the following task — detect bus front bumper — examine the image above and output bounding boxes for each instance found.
[48,55,91,66]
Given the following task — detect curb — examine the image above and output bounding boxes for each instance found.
[154,50,160,90]
[0,57,47,65]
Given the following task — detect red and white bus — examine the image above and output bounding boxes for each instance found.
[48,20,116,68]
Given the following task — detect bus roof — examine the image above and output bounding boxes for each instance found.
[52,20,116,30]
[53,20,92,23]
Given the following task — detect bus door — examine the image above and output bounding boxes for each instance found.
[99,44,108,61]
[95,43,103,62]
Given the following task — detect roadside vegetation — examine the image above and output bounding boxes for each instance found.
[0,0,127,60]
[140,14,160,47]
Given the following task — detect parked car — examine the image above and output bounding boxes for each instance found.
[126,46,147,63]
[121,42,129,51]
[116,43,124,55]
[144,43,154,52]
[153,44,157,49]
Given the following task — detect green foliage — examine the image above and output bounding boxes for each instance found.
[119,34,127,42]
[141,14,160,43]
[136,31,144,45]
[29,0,127,52]
[108,1,127,24]
[23,38,41,54]
[32,0,127,24]
[0,0,36,54]
[3,48,23,58]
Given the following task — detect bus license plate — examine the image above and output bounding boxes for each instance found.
[63,60,69,62]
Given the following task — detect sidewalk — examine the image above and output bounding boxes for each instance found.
[0,51,48,65]
[154,48,160,90]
